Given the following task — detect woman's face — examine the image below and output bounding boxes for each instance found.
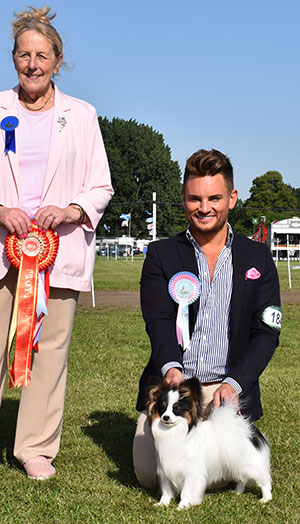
[13,30,62,99]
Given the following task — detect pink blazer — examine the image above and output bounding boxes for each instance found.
[0,85,113,291]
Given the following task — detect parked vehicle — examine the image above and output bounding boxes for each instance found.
[97,245,140,257]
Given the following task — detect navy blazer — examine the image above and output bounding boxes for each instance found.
[136,231,281,420]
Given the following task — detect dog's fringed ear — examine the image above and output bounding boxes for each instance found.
[147,376,165,403]
[183,377,203,421]
[146,377,167,423]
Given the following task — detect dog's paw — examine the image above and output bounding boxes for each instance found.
[177,500,192,510]
[259,494,272,504]
[235,481,246,495]
[154,495,171,507]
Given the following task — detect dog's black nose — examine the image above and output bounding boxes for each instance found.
[162,415,170,422]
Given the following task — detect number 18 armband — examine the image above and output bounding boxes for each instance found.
[261,306,282,331]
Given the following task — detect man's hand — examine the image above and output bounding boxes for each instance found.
[165,368,184,387]
[213,383,240,413]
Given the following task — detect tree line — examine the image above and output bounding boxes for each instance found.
[97,116,300,238]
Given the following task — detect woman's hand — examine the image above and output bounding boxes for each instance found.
[34,205,82,230]
[0,206,32,237]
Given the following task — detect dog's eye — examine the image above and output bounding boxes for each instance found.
[159,401,167,409]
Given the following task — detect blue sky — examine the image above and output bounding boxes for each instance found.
[1,0,299,200]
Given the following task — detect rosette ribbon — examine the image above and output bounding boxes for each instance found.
[168,272,201,351]
[5,221,59,388]
[1,116,19,154]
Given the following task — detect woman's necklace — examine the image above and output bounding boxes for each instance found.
[21,87,53,111]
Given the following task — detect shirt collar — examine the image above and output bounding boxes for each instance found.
[186,223,234,250]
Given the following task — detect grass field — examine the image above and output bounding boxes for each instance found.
[94,256,300,292]
[0,257,299,523]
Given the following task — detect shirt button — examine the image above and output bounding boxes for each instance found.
[203,335,206,340]
[200,356,204,362]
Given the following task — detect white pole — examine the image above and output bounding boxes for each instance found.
[153,191,157,241]
[287,234,292,288]
[276,239,279,267]
[91,274,95,307]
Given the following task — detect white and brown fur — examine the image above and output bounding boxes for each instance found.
[147,377,272,510]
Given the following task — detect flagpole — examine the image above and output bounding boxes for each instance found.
[153,192,157,241]
[287,234,292,288]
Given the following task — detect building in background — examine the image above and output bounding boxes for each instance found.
[270,217,300,260]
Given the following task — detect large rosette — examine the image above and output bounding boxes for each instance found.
[5,222,59,271]
[5,220,59,388]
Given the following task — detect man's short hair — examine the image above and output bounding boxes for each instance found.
[183,149,234,191]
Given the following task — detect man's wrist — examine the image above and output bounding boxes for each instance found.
[161,361,183,377]
[222,377,242,395]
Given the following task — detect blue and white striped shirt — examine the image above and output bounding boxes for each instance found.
[162,225,242,394]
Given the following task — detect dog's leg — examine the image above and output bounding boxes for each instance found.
[235,481,246,495]
[255,460,272,503]
[177,476,206,510]
[244,451,272,503]
[259,483,272,503]
[155,471,175,507]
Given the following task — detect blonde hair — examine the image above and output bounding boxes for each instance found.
[12,6,63,63]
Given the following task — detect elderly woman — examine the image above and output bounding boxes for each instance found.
[0,7,113,479]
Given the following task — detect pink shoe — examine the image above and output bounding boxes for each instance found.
[23,456,56,480]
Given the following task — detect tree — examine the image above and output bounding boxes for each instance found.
[289,185,300,209]
[228,198,248,235]
[233,171,298,235]
[97,117,182,238]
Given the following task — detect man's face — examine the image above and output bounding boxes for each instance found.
[182,174,238,240]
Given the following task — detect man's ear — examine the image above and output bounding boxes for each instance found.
[229,189,238,210]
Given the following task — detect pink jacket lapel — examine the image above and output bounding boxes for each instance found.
[0,86,20,192]
[41,85,70,200]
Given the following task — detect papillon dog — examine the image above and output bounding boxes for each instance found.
[147,377,272,510]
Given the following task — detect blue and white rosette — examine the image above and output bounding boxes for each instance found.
[168,271,201,351]
[1,116,19,154]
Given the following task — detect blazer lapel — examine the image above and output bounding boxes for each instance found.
[230,235,247,346]
[41,85,70,200]
[176,233,200,333]
[0,87,20,192]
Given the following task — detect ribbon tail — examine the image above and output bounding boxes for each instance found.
[176,300,190,351]
[176,321,183,347]
[5,130,16,154]
[33,270,49,347]
[7,266,22,369]
[9,253,39,388]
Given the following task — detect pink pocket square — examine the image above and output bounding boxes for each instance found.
[245,267,261,280]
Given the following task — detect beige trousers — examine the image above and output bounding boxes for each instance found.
[0,266,78,464]
[132,383,221,489]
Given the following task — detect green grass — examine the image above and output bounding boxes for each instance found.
[93,256,144,291]
[0,257,299,523]
[1,303,299,523]
[93,256,300,293]
[276,261,300,291]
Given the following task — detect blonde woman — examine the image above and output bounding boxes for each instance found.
[0,6,113,479]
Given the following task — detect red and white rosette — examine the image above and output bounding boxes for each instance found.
[5,221,59,388]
